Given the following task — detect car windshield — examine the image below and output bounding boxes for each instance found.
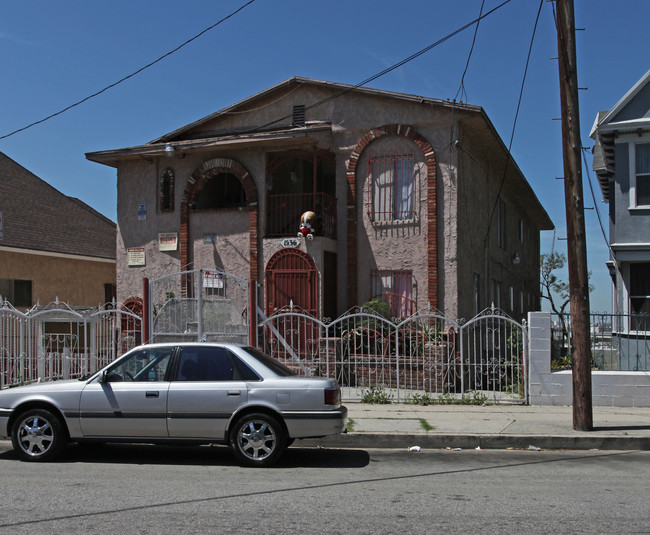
[242,346,296,377]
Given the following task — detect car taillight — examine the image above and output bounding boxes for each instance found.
[324,387,340,406]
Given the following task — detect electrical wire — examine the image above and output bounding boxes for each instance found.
[581,146,612,255]
[482,0,544,248]
[0,0,256,141]
[199,0,514,143]
[454,0,486,104]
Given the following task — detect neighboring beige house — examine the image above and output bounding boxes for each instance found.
[0,152,116,309]
[87,77,552,321]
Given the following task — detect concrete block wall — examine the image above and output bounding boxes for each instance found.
[528,312,650,407]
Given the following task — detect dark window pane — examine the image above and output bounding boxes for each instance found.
[636,176,650,206]
[630,263,650,296]
[177,347,234,381]
[13,280,32,307]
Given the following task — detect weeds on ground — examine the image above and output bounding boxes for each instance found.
[418,418,435,432]
[346,418,356,432]
[406,392,436,406]
[407,391,489,406]
[361,386,394,404]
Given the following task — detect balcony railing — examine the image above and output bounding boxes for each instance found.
[266,193,337,239]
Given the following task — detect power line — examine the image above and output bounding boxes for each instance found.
[454,0,486,104]
[581,146,612,254]
[206,0,514,142]
[482,0,544,248]
[0,0,256,141]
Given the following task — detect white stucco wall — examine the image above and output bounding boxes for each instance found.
[528,312,650,407]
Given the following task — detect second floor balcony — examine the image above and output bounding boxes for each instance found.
[266,192,337,239]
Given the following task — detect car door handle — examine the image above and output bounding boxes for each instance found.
[146,391,160,398]
[227,390,241,397]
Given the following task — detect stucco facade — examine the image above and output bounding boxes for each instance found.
[88,78,552,321]
[0,248,115,308]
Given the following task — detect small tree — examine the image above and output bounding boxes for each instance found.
[540,252,593,365]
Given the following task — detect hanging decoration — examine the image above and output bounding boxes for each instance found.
[298,211,318,240]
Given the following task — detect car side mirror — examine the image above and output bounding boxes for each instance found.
[99,370,108,383]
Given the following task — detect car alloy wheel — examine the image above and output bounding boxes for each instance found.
[12,409,67,462]
[230,413,286,467]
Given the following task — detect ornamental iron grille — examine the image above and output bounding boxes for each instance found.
[0,298,141,387]
[257,304,528,403]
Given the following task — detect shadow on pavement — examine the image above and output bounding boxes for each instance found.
[593,425,650,432]
[0,443,370,468]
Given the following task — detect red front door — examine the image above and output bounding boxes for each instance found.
[265,249,318,317]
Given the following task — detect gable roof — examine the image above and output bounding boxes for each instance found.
[590,70,650,202]
[150,76,481,144]
[592,69,650,133]
[0,152,115,260]
[87,77,482,164]
[86,76,552,230]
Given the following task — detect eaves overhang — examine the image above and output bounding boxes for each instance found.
[86,124,332,167]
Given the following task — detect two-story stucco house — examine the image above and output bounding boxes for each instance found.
[591,69,650,364]
[87,77,552,321]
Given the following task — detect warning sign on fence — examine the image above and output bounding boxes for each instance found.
[203,270,224,289]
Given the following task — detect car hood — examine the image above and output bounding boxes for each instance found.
[0,379,87,397]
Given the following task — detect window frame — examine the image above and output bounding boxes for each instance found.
[629,141,650,209]
[628,262,650,332]
[497,198,506,250]
[370,269,414,317]
[160,167,175,212]
[368,153,417,223]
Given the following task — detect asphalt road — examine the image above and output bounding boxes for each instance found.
[0,444,648,534]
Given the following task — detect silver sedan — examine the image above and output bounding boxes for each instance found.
[0,343,347,467]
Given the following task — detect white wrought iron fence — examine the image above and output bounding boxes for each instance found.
[258,304,527,403]
[0,298,141,388]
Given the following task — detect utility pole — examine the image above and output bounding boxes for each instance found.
[555,0,593,430]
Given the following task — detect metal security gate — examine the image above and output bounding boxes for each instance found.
[148,269,249,344]
[258,305,528,403]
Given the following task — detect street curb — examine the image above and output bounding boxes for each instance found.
[295,433,650,451]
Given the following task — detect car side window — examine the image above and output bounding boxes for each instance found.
[106,348,174,382]
[176,347,237,381]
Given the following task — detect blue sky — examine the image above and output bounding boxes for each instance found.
[0,0,648,313]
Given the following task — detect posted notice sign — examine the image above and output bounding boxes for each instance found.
[158,232,178,251]
[127,247,146,266]
[203,270,224,289]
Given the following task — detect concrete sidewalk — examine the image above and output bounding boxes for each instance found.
[298,403,650,451]
[1,404,649,454]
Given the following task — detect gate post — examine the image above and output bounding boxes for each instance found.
[197,271,204,342]
[248,280,257,347]
[142,278,150,345]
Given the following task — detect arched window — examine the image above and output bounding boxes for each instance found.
[194,172,246,210]
[160,168,175,212]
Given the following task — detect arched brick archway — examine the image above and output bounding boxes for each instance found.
[345,124,438,309]
[180,157,259,280]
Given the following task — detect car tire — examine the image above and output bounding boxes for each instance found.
[229,412,286,467]
[11,408,68,462]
